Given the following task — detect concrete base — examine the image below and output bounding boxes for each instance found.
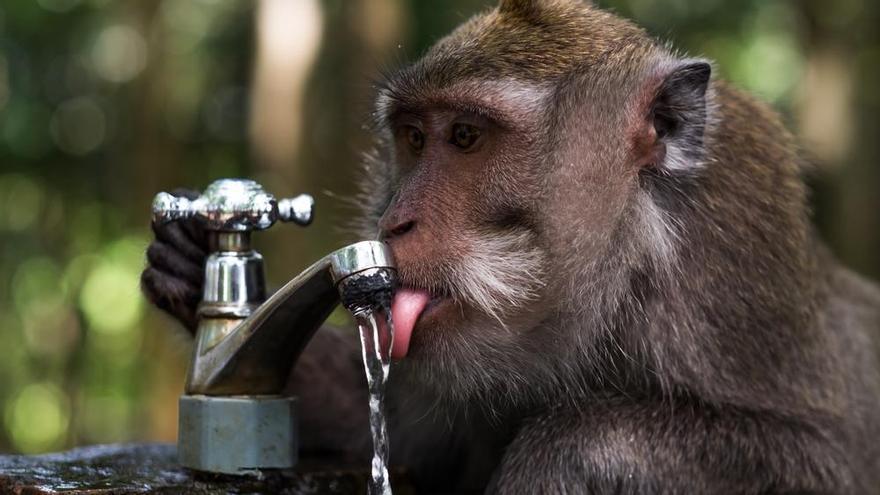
[178,394,298,475]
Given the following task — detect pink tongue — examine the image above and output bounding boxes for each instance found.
[390,288,431,359]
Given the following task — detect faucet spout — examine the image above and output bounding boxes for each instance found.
[185,240,395,395]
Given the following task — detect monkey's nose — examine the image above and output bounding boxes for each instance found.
[381,219,416,240]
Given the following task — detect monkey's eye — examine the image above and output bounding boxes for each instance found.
[404,126,425,152]
[449,123,481,150]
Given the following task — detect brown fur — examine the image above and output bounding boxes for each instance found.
[356,0,880,492]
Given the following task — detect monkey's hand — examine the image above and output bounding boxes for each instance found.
[140,189,208,334]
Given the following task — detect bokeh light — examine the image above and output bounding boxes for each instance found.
[49,96,107,155]
[79,237,146,335]
[90,25,147,84]
[0,174,44,232]
[4,383,70,453]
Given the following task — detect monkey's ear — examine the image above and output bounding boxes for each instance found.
[642,60,712,173]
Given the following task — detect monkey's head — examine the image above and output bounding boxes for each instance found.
[359,0,721,407]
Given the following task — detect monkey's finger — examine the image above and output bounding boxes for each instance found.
[167,188,210,251]
[152,220,207,264]
[140,267,200,333]
[180,218,208,251]
[146,241,204,286]
[140,266,201,312]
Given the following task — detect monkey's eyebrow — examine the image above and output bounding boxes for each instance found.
[384,103,426,123]
[383,98,517,129]
[378,78,550,129]
[444,99,514,125]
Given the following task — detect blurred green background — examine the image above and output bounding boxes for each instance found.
[0,0,878,454]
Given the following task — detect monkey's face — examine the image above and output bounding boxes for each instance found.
[359,0,709,404]
[376,81,552,364]
[365,74,643,404]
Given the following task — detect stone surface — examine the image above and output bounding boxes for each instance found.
[0,443,413,494]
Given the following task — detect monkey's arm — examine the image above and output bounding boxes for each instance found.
[491,397,849,495]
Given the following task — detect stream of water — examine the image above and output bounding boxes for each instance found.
[354,310,394,495]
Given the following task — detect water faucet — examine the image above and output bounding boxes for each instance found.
[151,178,396,475]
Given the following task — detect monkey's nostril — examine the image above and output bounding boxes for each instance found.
[387,220,415,239]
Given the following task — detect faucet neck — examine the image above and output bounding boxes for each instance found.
[198,238,265,320]
[209,232,252,252]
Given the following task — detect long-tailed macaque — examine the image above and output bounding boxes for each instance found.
[142,0,880,492]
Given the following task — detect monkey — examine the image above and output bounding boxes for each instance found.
[141,0,880,493]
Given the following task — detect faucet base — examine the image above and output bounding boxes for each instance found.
[177,395,297,475]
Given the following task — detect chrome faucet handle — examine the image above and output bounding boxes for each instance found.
[152,178,314,231]
[151,178,314,325]
[277,194,315,227]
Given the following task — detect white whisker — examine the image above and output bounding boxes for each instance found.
[452,229,545,325]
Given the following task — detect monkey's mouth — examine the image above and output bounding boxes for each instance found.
[390,287,450,359]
